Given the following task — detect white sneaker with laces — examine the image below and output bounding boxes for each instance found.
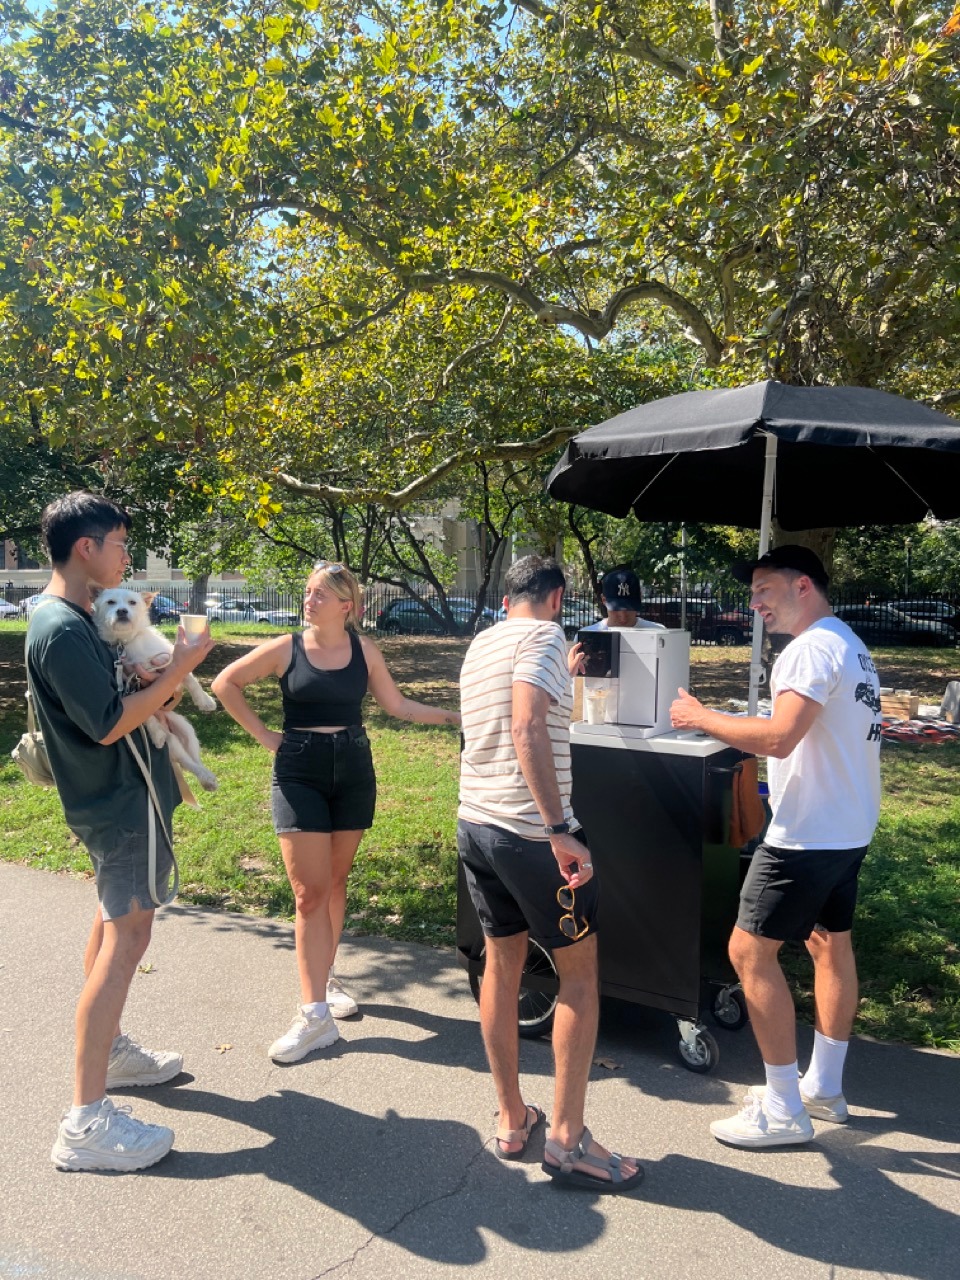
[268,1006,340,1063]
[800,1086,849,1123]
[751,1082,850,1125]
[326,975,359,1019]
[106,1034,183,1088]
[50,1098,174,1172]
[710,1089,814,1148]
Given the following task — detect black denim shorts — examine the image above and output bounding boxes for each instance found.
[457,819,599,950]
[271,727,377,834]
[737,841,868,942]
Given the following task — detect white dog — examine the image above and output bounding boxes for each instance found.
[92,588,218,793]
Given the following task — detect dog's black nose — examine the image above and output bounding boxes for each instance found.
[116,609,128,619]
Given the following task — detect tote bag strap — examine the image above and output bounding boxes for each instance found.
[122,725,179,909]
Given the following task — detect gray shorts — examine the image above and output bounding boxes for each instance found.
[86,826,173,921]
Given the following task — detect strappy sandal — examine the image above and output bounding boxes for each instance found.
[542,1125,644,1193]
[494,1103,546,1161]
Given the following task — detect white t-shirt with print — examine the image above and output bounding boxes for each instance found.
[458,617,575,840]
[766,616,881,850]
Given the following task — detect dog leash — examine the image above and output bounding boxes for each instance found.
[115,651,180,908]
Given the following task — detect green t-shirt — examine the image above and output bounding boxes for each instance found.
[25,597,180,853]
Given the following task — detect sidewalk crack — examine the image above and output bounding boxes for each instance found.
[309,1137,491,1277]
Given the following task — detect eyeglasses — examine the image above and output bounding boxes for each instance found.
[557,885,590,941]
[93,536,131,557]
[312,560,346,573]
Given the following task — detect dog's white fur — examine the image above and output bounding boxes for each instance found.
[92,588,218,793]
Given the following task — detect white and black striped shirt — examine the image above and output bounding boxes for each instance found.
[458,617,575,840]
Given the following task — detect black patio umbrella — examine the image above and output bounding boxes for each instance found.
[546,380,960,530]
[546,380,960,710]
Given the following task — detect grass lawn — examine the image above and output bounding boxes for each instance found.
[1,624,957,1051]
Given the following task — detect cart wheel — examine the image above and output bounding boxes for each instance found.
[711,986,749,1031]
[467,939,559,1039]
[677,1025,720,1073]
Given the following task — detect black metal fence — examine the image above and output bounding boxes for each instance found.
[3,581,958,647]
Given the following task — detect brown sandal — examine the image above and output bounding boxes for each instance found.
[542,1125,644,1193]
[494,1103,546,1160]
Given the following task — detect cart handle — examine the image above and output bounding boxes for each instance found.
[706,762,743,775]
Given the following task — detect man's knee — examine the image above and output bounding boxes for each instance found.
[729,926,781,976]
[106,904,155,965]
[805,925,854,964]
[554,932,599,995]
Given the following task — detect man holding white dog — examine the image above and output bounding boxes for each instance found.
[26,492,214,1172]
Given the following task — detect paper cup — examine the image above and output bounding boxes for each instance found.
[181,614,209,643]
[584,688,609,725]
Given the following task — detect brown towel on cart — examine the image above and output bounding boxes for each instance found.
[730,756,766,848]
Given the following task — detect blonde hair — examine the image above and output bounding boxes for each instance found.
[306,563,363,631]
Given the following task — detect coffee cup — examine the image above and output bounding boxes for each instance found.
[181,614,210,644]
[585,688,609,725]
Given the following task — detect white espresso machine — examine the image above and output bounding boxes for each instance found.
[575,627,691,739]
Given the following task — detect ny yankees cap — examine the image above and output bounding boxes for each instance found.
[731,544,830,589]
[600,567,644,612]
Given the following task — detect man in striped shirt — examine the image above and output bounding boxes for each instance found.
[458,556,643,1194]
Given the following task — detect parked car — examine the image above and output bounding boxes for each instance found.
[834,603,956,647]
[889,598,960,629]
[148,594,183,624]
[560,598,602,638]
[0,597,19,619]
[643,597,753,645]
[375,597,497,636]
[209,598,300,627]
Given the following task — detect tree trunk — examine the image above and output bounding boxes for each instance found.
[188,574,209,613]
[771,523,837,577]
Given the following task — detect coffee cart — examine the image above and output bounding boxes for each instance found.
[456,626,750,1073]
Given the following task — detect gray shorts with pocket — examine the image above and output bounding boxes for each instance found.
[85,826,173,921]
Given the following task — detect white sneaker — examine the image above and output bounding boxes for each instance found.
[50,1099,174,1172]
[106,1034,183,1088]
[753,1082,850,1125]
[326,975,359,1019]
[800,1086,849,1124]
[268,1006,340,1063]
[711,1090,814,1148]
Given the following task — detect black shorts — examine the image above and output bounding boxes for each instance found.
[271,728,377,835]
[737,841,869,942]
[457,819,599,950]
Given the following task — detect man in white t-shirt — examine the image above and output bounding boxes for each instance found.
[581,567,666,631]
[458,555,643,1193]
[670,546,881,1150]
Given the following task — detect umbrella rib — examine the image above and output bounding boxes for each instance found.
[866,446,931,512]
[631,453,679,507]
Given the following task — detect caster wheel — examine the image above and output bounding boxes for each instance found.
[712,987,749,1030]
[468,939,558,1038]
[677,1027,720,1073]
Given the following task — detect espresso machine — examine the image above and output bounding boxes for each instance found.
[575,627,691,738]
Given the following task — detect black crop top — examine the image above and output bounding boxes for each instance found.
[280,631,369,729]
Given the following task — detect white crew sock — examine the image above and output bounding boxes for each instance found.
[762,1061,803,1122]
[302,1001,329,1020]
[66,1097,106,1131]
[802,1030,848,1099]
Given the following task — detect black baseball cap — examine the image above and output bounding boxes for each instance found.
[731,545,830,589]
[601,567,644,611]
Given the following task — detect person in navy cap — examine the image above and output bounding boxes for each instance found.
[582,567,665,631]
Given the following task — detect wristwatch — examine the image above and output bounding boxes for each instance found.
[543,821,571,836]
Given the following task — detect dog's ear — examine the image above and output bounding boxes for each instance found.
[140,591,158,605]
[89,586,103,603]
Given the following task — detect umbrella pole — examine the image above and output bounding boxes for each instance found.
[748,433,778,715]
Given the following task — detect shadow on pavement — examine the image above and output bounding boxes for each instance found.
[141,1088,608,1263]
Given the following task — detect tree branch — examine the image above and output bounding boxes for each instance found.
[275,423,578,511]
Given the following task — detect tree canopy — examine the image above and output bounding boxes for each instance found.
[0,0,958,564]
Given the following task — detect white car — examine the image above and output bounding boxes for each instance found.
[18,593,58,618]
[208,599,300,627]
[0,597,19,618]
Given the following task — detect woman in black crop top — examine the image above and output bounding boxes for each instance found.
[212,562,460,1063]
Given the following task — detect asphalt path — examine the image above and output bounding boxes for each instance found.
[1,862,956,1280]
